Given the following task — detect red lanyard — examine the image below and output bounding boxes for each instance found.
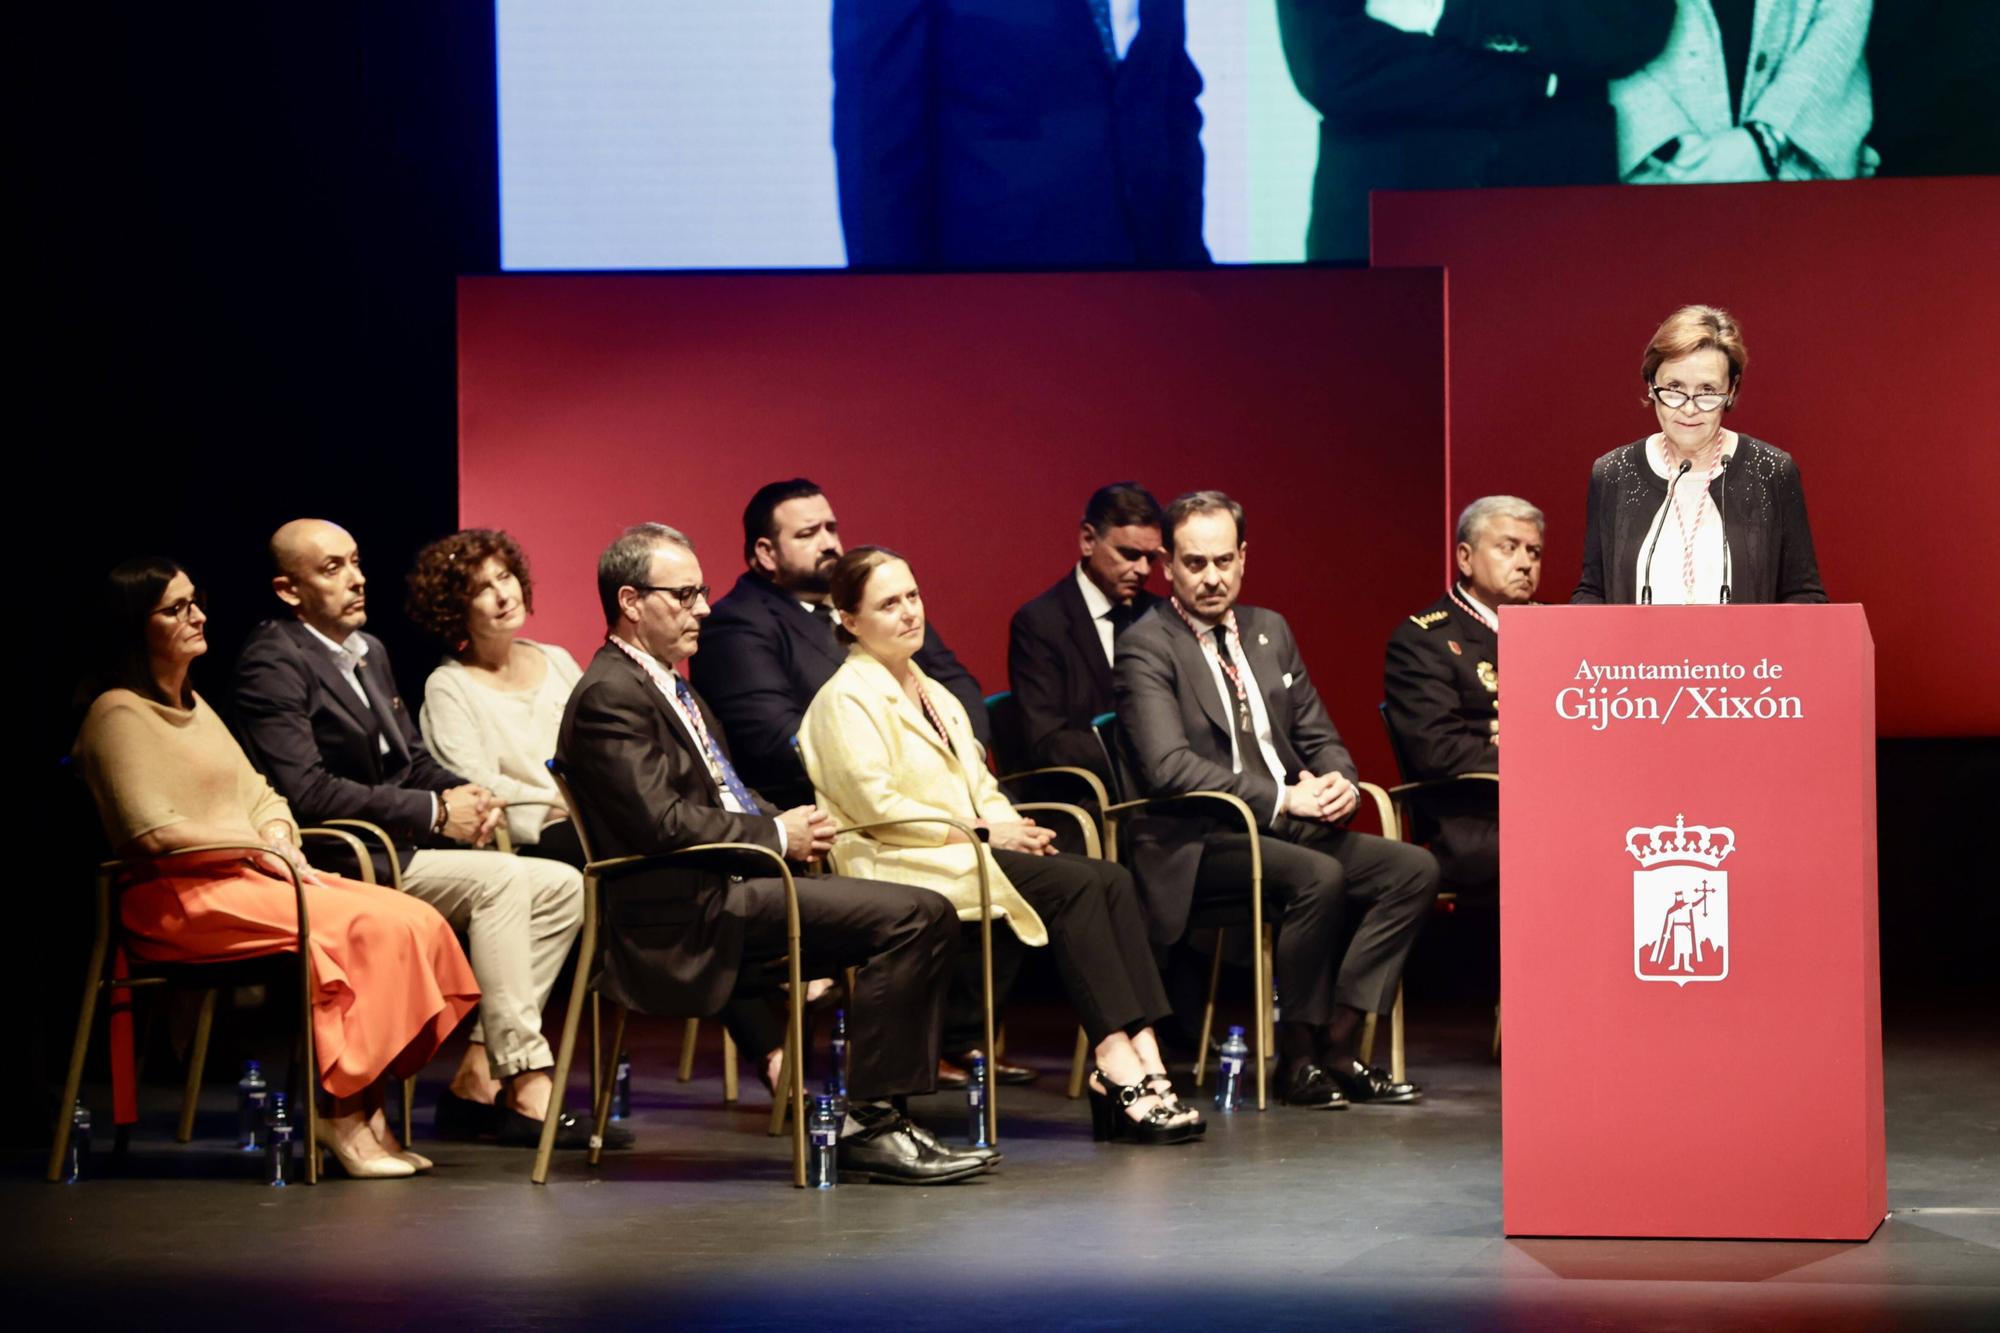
[1170,598,1254,734]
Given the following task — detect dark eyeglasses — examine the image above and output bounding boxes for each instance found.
[630,583,710,609]
[152,591,208,623]
[1651,385,1730,413]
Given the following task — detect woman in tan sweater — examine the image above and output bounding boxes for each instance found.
[73,558,479,1179]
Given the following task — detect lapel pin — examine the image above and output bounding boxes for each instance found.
[1257,633,1269,645]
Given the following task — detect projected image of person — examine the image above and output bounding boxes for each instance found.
[832,0,1209,268]
[1276,0,1675,262]
[1612,0,1876,184]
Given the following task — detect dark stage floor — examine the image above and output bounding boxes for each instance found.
[8,1004,1996,1330]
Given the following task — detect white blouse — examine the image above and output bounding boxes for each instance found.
[420,640,582,847]
[1635,434,1736,605]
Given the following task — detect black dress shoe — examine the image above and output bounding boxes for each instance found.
[433,1089,503,1140]
[1279,1062,1350,1110]
[496,1106,636,1150]
[1327,1059,1422,1104]
[836,1111,989,1185]
[944,1052,1039,1086]
[902,1118,1002,1167]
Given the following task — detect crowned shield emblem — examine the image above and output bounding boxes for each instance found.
[1627,814,1733,987]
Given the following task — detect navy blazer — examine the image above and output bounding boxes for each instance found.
[1008,569,1161,781]
[232,618,466,880]
[833,0,1208,268]
[688,571,992,805]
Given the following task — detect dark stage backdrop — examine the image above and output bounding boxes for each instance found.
[1372,176,2000,737]
[457,267,1446,785]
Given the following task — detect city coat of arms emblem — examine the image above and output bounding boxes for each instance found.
[1626,814,1734,987]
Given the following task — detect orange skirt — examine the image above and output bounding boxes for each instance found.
[120,864,480,1099]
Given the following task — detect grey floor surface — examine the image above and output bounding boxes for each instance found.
[7,1005,1996,1330]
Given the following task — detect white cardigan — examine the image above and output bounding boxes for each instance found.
[1611,0,1875,179]
[419,640,582,848]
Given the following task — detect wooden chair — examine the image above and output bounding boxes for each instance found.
[46,818,380,1184]
[1376,702,1501,1062]
[532,760,808,1185]
[1092,714,1408,1103]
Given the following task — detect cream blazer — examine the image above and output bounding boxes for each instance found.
[799,649,1048,947]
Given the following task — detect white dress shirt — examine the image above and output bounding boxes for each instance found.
[1636,434,1736,605]
[1107,0,1140,60]
[1184,610,1290,821]
[1074,563,1120,667]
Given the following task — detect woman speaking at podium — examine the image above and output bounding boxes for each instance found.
[1573,305,1826,605]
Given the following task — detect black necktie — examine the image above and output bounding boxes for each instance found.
[1107,603,1136,639]
[810,602,836,634]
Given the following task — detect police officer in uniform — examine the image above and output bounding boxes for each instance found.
[1383,496,1544,897]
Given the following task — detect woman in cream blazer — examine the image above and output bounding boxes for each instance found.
[800,547,1198,1145]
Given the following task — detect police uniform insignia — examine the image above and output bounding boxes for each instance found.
[1448,640,1462,656]
[1477,661,1498,693]
[1409,609,1450,629]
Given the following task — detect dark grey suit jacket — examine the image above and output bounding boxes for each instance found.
[233,618,465,881]
[1113,603,1355,946]
[557,643,785,1020]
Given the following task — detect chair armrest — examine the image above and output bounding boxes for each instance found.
[321,819,404,892]
[1012,801,1101,859]
[298,827,374,883]
[996,765,1109,815]
[1101,789,1260,861]
[586,842,790,884]
[1355,780,1398,841]
[103,843,311,951]
[1387,773,1497,796]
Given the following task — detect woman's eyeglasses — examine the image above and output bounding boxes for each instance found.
[1651,385,1730,413]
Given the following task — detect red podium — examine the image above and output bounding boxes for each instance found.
[1500,605,1884,1240]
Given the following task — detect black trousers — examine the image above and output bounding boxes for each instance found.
[1191,820,1438,1025]
[720,874,956,1101]
[992,850,1172,1047]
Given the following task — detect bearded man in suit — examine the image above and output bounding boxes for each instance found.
[1114,491,1439,1107]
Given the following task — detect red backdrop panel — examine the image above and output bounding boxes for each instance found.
[1372,177,2000,736]
[457,268,1446,783]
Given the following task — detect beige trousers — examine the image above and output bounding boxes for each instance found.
[402,848,584,1079]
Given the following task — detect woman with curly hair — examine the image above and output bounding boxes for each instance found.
[407,530,584,863]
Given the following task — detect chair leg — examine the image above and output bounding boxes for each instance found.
[1390,982,1406,1084]
[402,1077,416,1145]
[533,885,597,1185]
[589,993,602,1122]
[589,1004,628,1169]
[1492,1001,1502,1062]
[677,1017,699,1082]
[1066,1027,1089,1100]
[296,1027,320,1186]
[1359,1012,1378,1067]
[980,913,998,1146]
[173,988,219,1144]
[722,1030,740,1104]
[1256,926,1274,1112]
[1193,930,1224,1088]
[47,977,107,1182]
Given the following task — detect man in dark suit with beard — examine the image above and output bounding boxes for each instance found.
[1115,491,1438,1108]
[1383,495,1543,899]
[833,0,1209,269]
[690,479,990,811]
[558,522,987,1185]
[1008,482,1167,786]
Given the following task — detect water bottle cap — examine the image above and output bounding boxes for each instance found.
[813,1094,834,1112]
[243,1059,260,1072]
[970,1054,986,1069]
[1226,1025,1245,1036]
[270,1092,287,1108]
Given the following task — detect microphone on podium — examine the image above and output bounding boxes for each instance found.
[1640,458,1692,606]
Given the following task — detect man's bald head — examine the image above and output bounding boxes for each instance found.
[269,518,368,641]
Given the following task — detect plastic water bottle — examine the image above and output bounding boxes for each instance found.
[237,1059,269,1150]
[828,1008,849,1097]
[823,1076,848,1124]
[806,1094,840,1189]
[611,1050,632,1121]
[966,1053,991,1148]
[265,1093,295,1186]
[65,1101,91,1183]
[1215,1026,1249,1112]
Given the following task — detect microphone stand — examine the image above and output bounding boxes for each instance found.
[1716,454,1732,604]
[1640,458,1692,605]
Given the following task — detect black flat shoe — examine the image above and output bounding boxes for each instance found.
[1327,1059,1422,1105]
[836,1110,989,1185]
[1088,1070,1199,1145]
[496,1107,636,1150]
[433,1088,503,1140]
[1279,1062,1350,1110]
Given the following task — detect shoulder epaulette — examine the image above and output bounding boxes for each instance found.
[1409,609,1450,629]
